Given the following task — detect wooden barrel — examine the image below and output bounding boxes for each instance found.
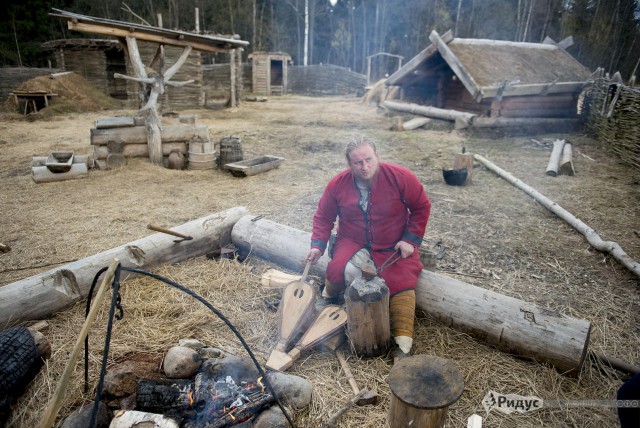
[387,355,464,428]
[345,276,393,357]
[218,137,243,170]
[188,138,215,170]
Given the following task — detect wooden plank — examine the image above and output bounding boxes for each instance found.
[481,83,585,99]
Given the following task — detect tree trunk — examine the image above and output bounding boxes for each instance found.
[230,215,591,375]
[559,142,575,176]
[90,125,210,145]
[0,207,248,327]
[93,142,188,160]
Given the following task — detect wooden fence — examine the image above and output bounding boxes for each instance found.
[583,76,640,172]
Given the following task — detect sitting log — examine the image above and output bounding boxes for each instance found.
[559,143,576,176]
[231,215,591,375]
[0,207,248,327]
[546,139,565,176]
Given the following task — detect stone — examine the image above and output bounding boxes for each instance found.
[252,405,292,428]
[61,402,111,428]
[178,338,206,350]
[198,346,224,359]
[266,371,313,410]
[102,360,159,398]
[198,355,259,384]
[163,346,202,379]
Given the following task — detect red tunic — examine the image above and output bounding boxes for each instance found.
[311,163,431,295]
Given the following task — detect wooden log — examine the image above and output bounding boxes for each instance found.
[345,276,393,357]
[474,154,640,279]
[31,164,88,184]
[136,379,195,413]
[453,153,474,185]
[0,207,248,327]
[383,100,475,128]
[470,117,580,129]
[106,153,127,169]
[402,117,431,130]
[94,116,144,129]
[90,125,209,145]
[391,116,404,131]
[559,142,576,176]
[143,108,163,165]
[387,355,464,428]
[545,139,566,176]
[93,143,188,160]
[230,215,592,375]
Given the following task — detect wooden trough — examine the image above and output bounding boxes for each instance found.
[31,153,88,184]
[224,155,285,177]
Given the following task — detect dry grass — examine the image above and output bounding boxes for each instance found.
[0,95,638,428]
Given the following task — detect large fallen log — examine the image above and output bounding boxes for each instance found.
[382,100,475,129]
[474,154,640,278]
[0,207,248,327]
[231,215,591,375]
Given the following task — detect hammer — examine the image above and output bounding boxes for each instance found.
[335,349,378,406]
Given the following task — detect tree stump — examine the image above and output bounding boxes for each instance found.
[345,276,393,357]
[387,355,464,428]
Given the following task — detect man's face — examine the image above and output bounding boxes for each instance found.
[348,144,379,183]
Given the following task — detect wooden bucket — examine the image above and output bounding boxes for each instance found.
[345,276,393,358]
[387,355,464,428]
[188,139,215,170]
[218,137,243,170]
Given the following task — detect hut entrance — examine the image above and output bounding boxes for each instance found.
[270,59,284,94]
[105,48,128,99]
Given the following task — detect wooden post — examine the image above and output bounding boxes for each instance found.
[391,116,404,131]
[345,276,393,357]
[387,355,464,428]
[453,153,474,185]
[230,49,237,108]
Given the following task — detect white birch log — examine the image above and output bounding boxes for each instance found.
[0,207,248,327]
[382,100,476,128]
[546,139,565,176]
[230,215,591,374]
[559,143,576,176]
[402,117,431,130]
[474,154,640,278]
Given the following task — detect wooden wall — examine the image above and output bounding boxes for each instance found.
[288,64,366,96]
[250,52,290,95]
[0,67,62,100]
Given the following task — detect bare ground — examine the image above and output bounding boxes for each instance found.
[0,95,639,427]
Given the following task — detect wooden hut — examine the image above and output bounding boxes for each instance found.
[41,39,128,99]
[385,30,592,125]
[248,52,291,95]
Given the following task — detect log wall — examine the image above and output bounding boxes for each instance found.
[288,64,366,96]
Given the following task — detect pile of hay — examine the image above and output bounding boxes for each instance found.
[362,79,400,106]
[3,72,122,117]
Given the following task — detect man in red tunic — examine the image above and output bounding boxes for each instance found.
[306,136,431,360]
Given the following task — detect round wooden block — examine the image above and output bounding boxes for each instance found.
[388,355,464,409]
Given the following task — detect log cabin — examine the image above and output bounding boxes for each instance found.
[385,30,592,127]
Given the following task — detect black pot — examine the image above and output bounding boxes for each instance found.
[442,168,468,186]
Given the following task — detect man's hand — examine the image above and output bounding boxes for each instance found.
[394,241,415,258]
[306,248,323,264]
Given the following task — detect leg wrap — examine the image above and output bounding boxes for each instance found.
[389,289,416,339]
[322,279,344,298]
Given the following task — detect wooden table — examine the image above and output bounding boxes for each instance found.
[11,91,58,114]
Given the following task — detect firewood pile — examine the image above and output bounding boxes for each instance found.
[583,75,640,172]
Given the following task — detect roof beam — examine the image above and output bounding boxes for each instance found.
[386,30,453,86]
[66,21,228,53]
[429,30,483,100]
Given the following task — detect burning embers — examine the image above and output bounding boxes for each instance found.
[135,371,274,427]
[186,375,273,427]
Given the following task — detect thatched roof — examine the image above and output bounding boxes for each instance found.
[387,30,592,101]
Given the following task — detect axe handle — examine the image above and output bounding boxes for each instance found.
[336,349,360,394]
[147,224,192,240]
